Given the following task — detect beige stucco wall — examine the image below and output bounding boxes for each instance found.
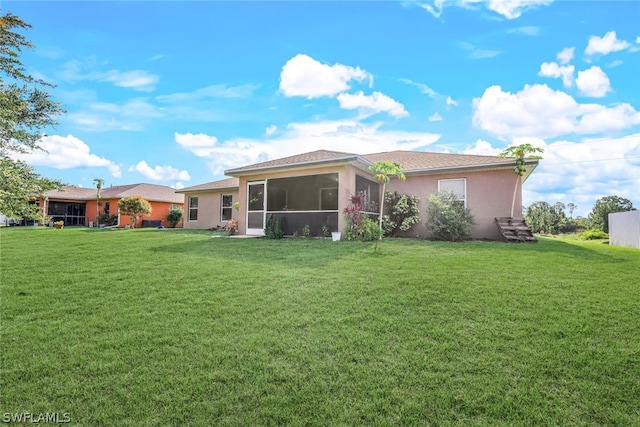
[387,168,522,240]
[222,164,522,240]
[181,190,239,230]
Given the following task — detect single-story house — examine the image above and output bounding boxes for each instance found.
[176,149,538,240]
[32,183,184,228]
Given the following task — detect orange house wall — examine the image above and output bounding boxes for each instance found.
[39,198,183,228]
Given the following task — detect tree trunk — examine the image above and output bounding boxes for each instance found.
[378,183,386,239]
[510,175,520,218]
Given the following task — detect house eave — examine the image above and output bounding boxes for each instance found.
[402,159,539,177]
[225,155,371,177]
[175,186,238,194]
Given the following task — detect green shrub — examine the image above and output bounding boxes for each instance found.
[425,191,475,242]
[579,229,609,240]
[382,191,420,237]
[166,207,183,228]
[265,216,284,239]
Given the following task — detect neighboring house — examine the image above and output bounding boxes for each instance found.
[175,178,240,230]
[32,183,184,228]
[179,149,538,240]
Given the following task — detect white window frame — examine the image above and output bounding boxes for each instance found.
[188,196,198,221]
[221,194,233,221]
[438,178,467,207]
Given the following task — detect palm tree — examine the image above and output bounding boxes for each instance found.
[93,178,104,227]
[369,161,406,239]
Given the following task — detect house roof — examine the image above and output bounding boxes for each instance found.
[175,177,239,193]
[362,150,521,174]
[189,148,538,191]
[225,150,362,175]
[43,183,184,204]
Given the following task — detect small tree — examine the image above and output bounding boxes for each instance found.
[369,161,406,239]
[425,191,475,241]
[499,144,544,218]
[588,195,634,233]
[382,191,420,237]
[525,201,566,234]
[166,206,183,228]
[118,196,151,228]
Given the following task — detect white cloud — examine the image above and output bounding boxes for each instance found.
[336,91,409,118]
[585,31,631,56]
[459,42,502,59]
[419,0,553,19]
[525,134,640,216]
[400,79,457,109]
[59,59,159,92]
[176,120,440,175]
[463,139,503,156]
[67,99,163,131]
[279,54,372,99]
[556,47,575,65]
[486,0,554,19]
[507,26,540,36]
[462,134,640,217]
[173,182,186,190]
[472,84,640,139]
[99,70,159,92]
[15,135,122,177]
[131,160,191,181]
[175,132,220,158]
[575,66,611,98]
[265,125,278,136]
[428,112,443,122]
[538,62,575,88]
[156,84,259,103]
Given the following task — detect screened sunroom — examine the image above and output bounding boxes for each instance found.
[245,172,380,236]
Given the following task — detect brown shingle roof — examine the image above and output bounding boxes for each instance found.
[41,187,96,200]
[43,183,184,204]
[175,177,239,193]
[362,151,516,173]
[225,150,360,175]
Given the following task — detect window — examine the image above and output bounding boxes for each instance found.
[439,178,467,207]
[221,194,233,221]
[104,201,110,215]
[188,196,198,221]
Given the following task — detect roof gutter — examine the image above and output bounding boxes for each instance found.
[401,159,538,176]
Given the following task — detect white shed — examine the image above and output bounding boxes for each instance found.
[609,210,640,249]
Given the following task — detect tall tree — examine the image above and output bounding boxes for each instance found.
[0,13,64,220]
[499,144,544,218]
[588,195,634,233]
[369,161,405,240]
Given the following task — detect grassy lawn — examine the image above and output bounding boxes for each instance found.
[1,227,638,426]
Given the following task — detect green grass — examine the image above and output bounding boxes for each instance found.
[1,227,639,426]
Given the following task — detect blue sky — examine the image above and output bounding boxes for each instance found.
[6,0,640,217]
